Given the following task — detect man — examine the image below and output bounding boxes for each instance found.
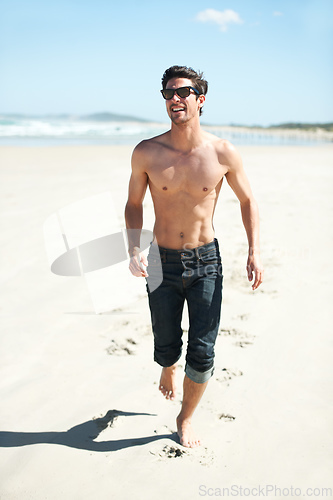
[125,65,263,448]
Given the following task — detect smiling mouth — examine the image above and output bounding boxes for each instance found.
[171,107,185,112]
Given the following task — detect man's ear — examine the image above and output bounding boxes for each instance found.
[198,94,205,111]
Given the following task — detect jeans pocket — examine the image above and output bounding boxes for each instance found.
[200,251,219,264]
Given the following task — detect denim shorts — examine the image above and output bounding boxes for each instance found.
[146,239,223,384]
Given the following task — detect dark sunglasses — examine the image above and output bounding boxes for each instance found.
[160,86,200,100]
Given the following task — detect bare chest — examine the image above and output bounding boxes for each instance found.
[147,152,226,197]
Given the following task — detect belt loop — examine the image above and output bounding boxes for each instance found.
[161,248,166,263]
[195,247,200,260]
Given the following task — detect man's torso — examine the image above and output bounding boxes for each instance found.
[141,131,229,249]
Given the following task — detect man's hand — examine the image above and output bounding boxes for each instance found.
[129,247,148,277]
[246,254,264,290]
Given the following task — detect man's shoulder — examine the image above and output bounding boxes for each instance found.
[208,135,241,169]
[205,133,236,154]
[131,132,171,171]
[201,133,242,171]
[134,131,170,155]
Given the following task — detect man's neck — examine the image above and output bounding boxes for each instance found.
[169,119,204,153]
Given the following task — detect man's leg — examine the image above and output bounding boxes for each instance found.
[177,375,208,447]
[177,239,223,447]
[146,246,185,401]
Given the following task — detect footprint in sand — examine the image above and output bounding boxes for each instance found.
[160,445,188,458]
[215,367,243,384]
[219,326,244,337]
[219,327,255,347]
[106,338,137,356]
[149,444,215,466]
[149,440,215,466]
[219,413,236,422]
[234,339,254,348]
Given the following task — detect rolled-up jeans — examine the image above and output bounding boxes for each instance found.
[146,238,223,384]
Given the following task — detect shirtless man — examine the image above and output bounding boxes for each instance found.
[125,65,263,448]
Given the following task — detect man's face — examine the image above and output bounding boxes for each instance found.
[164,77,205,124]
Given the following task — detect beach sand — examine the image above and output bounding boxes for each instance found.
[0,144,332,499]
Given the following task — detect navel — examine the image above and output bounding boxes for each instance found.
[203,187,208,192]
[180,232,184,238]
[162,186,168,191]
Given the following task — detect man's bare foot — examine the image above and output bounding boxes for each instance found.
[159,365,177,400]
[176,416,201,448]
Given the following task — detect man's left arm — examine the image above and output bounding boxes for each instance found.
[222,141,264,290]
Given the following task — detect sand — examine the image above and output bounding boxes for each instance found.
[0,143,332,499]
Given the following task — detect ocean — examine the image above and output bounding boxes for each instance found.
[0,116,329,147]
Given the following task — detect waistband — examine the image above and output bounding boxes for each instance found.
[150,238,219,261]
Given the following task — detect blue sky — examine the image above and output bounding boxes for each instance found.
[1,0,332,125]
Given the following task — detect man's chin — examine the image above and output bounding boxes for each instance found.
[170,114,188,125]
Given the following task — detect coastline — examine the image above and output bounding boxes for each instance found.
[0,119,332,147]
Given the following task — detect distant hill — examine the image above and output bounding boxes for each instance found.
[80,112,148,122]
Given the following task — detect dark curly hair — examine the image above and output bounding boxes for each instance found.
[161,65,208,116]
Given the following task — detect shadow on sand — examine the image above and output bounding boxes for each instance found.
[0,409,177,452]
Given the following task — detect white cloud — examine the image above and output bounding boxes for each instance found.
[195,8,244,32]
[273,11,283,16]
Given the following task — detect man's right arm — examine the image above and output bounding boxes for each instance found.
[125,143,149,277]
